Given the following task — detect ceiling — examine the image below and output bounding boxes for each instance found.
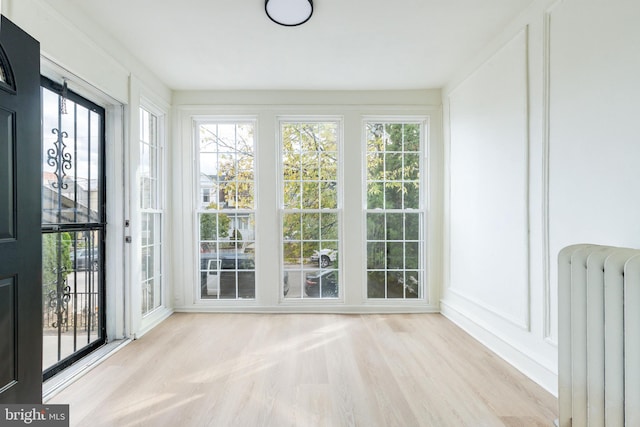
[62,0,533,91]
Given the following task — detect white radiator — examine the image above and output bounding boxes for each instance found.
[558,244,640,427]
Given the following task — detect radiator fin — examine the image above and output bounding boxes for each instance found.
[558,244,640,427]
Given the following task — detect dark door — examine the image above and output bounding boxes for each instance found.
[0,16,42,403]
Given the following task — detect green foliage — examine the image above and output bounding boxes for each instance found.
[200,206,230,252]
[230,228,243,241]
[366,122,421,210]
[365,123,422,298]
[42,232,72,293]
[200,124,255,209]
[281,123,339,264]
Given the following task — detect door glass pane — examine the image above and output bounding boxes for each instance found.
[43,229,102,371]
[41,81,106,379]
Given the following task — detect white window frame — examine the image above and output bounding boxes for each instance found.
[194,117,258,302]
[363,116,429,301]
[139,104,165,317]
[278,116,344,302]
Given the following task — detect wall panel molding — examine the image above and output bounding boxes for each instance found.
[542,0,565,347]
[448,26,531,331]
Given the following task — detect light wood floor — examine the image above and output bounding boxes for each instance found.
[48,313,557,426]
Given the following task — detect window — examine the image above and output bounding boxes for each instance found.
[365,120,425,299]
[140,107,163,316]
[197,121,256,299]
[281,120,341,299]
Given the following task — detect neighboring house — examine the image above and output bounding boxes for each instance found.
[42,172,97,224]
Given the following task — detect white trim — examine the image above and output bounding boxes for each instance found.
[361,116,429,302]
[541,0,565,347]
[41,65,128,342]
[135,306,172,339]
[41,56,122,108]
[447,288,529,330]
[174,304,439,314]
[441,300,558,396]
[43,339,131,402]
[193,118,259,303]
[175,104,441,313]
[276,116,345,302]
[139,103,170,324]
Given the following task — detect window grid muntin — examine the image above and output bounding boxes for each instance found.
[140,106,164,316]
[199,122,255,211]
[281,119,341,300]
[197,120,256,300]
[365,120,426,300]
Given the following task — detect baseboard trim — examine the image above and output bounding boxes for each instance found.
[441,299,558,396]
[43,338,131,402]
[173,304,440,314]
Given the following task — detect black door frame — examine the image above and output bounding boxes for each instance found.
[40,76,107,381]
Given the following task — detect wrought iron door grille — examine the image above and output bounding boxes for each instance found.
[41,77,106,380]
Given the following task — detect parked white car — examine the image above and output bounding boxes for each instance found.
[310,249,337,268]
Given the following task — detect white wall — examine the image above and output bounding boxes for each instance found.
[442,0,640,395]
[4,0,173,340]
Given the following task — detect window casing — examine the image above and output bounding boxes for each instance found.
[364,119,426,299]
[140,107,164,316]
[280,119,341,300]
[197,120,256,300]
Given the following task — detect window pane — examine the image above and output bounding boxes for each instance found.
[404,154,420,180]
[365,120,425,300]
[405,213,420,241]
[283,242,302,264]
[319,152,337,180]
[302,182,319,209]
[404,182,420,209]
[320,182,337,209]
[283,213,302,241]
[367,242,385,269]
[386,213,404,241]
[367,183,384,209]
[406,243,419,269]
[403,124,421,151]
[140,107,163,316]
[384,184,402,209]
[404,271,420,298]
[320,213,338,240]
[282,121,340,300]
[367,213,385,241]
[301,213,320,240]
[283,181,301,209]
[197,121,256,300]
[367,271,386,298]
[367,153,384,181]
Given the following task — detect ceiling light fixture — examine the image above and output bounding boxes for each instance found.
[265,0,313,27]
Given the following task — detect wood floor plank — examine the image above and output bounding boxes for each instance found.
[48,313,558,427]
